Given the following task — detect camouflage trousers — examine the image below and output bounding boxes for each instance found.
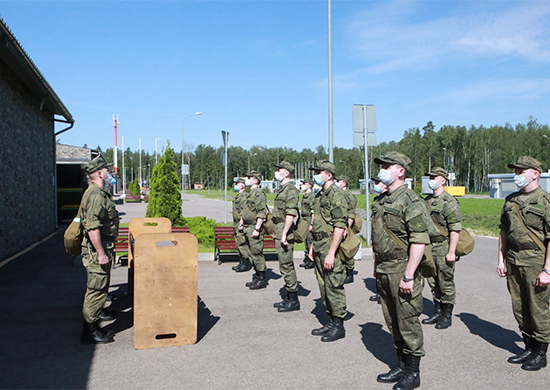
[82,242,114,324]
[312,238,347,319]
[275,238,297,293]
[507,262,550,343]
[243,225,266,272]
[426,241,456,304]
[378,271,425,357]
[234,228,251,260]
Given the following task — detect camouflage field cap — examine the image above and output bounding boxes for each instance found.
[302,178,313,186]
[246,170,262,182]
[308,160,336,174]
[374,151,411,171]
[508,156,542,173]
[85,155,112,175]
[274,160,295,173]
[425,167,449,180]
[337,175,350,185]
[234,178,246,184]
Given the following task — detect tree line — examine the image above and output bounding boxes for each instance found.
[93,117,549,192]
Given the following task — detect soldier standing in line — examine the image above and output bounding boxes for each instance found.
[232,178,252,273]
[498,156,550,371]
[337,175,358,284]
[80,156,119,344]
[241,171,269,290]
[421,168,462,330]
[308,161,348,342]
[299,178,315,270]
[371,152,430,390]
[370,177,387,304]
[272,161,301,312]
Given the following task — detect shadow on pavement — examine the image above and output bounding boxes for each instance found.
[359,322,396,368]
[197,295,220,342]
[363,277,377,294]
[458,312,522,354]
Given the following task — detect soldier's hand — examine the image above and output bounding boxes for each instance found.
[446,252,456,263]
[98,252,110,265]
[308,225,312,232]
[399,279,414,294]
[281,235,288,246]
[536,271,550,287]
[497,261,507,277]
[324,253,335,270]
[252,229,260,238]
[238,223,244,231]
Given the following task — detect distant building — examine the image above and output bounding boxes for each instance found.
[488,173,550,199]
[0,18,74,260]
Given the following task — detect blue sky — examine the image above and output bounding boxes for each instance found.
[2,0,549,154]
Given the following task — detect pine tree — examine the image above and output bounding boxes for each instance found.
[145,143,185,226]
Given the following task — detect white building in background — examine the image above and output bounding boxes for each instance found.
[488,173,550,199]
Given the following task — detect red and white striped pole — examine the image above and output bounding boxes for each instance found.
[112,114,119,174]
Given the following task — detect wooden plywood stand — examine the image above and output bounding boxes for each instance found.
[133,232,198,350]
[128,218,172,295]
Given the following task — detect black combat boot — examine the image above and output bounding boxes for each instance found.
[277,291,300,312]
[344,268,354,284]
[232,258,244,271]
[435,303,453,329]
[370,293,380,302]
[304,258,315,269]
[99,308,116,321]
[249,270,268,290]
[81,321,114,344]
[393,354,420,390]
[311,319,333,336]
[422,301,441,325]
[521,341,548,371]
[273,289,289,308]
[299,255,309,267]
[235,258,252,272]
[509,334,535,364]
[377,350,405,383]
[321,317,345,342]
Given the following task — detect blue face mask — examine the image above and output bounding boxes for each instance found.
[105,174,116,187]
[313,174,325,186]
[234,185,239,192]
[377,169,394,186]
[373,184,383,194]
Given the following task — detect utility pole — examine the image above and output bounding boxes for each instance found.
[122,136,126,195]
[139,137,142,193]
[328,0,334,163]
[112,114,119,173]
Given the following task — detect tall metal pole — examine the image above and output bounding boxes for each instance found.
[181,112,201,201]
[122,136,126,195]
[363,108,371,243]
[112,114,119,174]
[328,0,334,163]
[139,137,142,193]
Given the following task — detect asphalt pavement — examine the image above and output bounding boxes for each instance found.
[0,195,548,389]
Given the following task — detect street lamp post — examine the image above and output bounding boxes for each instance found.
[155,138,162,164]
[182,112,201,201]
[248,153,257,172]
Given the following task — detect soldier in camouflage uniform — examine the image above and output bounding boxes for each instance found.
[242,171,269,290]
[272,161,301,312]
[422,168,462,330]
[371,152,430,390]
[498,156,550,371]
[308,161,348,342]
[337,175,358,284]
[232,178,252,272]
[299,178,315,269]
[80,156,119,344]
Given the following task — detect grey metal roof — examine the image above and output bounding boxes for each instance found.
[0,17,74,124]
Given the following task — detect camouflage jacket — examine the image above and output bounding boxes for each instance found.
[232,191,246,226]
[301,191,315,222]
[342,189,357,220]
[242,187,267,225]
[312,183,348,237]
[81,182,119,242]
[500,186,550,266]
[272,182,299,238]
[424,190,462,241]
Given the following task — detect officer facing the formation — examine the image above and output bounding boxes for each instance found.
[371,152,430,390]
[370,177,387,304]
[498,156,550,371]
[337,175,358,284]
[80,156,119,344]
[308,161,348,342]
[272,161,301,312]
[299,178,315,269]
[241,171,268,290]
[422,168,462,330]
[232,179,252,273]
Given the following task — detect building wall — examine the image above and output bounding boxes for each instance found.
[0,58,56,260]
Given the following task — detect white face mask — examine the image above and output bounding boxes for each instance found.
[313,174,325,186]
[428,179,439,191]
[335,182,342,188]
[378,169,394,186]
[514,174,529,189]
[373,184,383,194]
[245,178,252,187]
[274,171,283,182]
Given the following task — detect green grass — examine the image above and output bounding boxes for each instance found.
[458,198,504,237]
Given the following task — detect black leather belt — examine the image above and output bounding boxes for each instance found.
[508,242,541,251]
[377,249,408,261]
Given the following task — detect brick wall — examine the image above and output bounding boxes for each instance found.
[0,58,56,260]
